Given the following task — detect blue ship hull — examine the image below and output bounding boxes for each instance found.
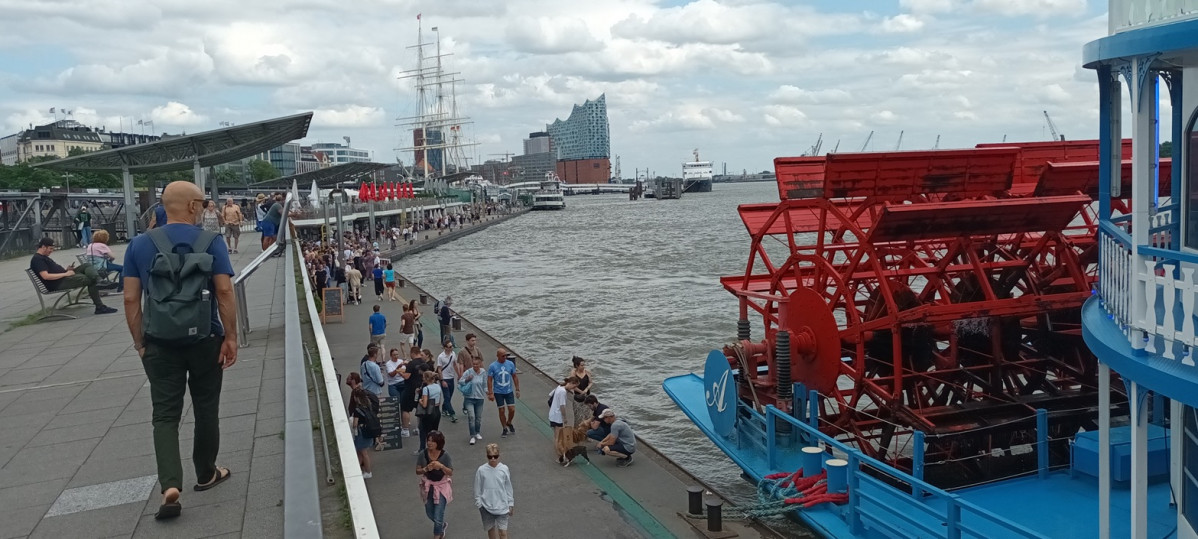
[663,373,1178,538]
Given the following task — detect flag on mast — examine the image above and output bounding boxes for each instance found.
[416,13,421,20]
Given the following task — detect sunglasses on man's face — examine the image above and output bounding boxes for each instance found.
[487,455,500,460]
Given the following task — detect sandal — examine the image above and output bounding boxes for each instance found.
[193,466,231,491]
[155,489,181,520]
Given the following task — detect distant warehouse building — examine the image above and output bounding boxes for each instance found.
[547,94,611,184]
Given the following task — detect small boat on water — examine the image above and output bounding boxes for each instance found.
[531,178,565,211]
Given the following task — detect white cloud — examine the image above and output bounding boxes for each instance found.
[505,17,604,54]
[899,0,956,13]
[631,105,745,132]
[761,105,807,127]
[32,47,213,95]
[312,106,385,128]
[972,0,1086,17]
[881,14,926,33]
[769,86,853,105]
[150,101,207,127]
[901,0,1085,17]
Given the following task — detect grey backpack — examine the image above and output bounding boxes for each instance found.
[143,228,218,346]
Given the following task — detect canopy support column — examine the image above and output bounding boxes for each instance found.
[122,165,137,240]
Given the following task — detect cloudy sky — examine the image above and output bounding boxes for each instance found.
[0,0,1124,177]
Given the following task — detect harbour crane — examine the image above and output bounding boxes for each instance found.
[804,133,823,156]
[1043,111,1064,141]
[860,130,874,152]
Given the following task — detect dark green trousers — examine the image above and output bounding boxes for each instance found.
[55,262,103,306]
[141,336,223,493]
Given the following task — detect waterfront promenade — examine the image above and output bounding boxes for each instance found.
[317,275,772,537]
[0,236,291,538]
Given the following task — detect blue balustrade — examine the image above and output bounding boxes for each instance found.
[760,405,1048,538]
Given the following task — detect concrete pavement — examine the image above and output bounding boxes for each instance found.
[0,234,290,539]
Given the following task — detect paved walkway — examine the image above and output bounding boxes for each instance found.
[0,235,289,539]
[321,277,770,538]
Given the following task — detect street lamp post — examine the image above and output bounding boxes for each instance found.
[328,185,348,269]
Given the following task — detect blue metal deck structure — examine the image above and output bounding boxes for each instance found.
[1081,2,1198,538]
[666,374,1177,538]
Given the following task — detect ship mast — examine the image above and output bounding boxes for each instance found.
[395,16,477,180]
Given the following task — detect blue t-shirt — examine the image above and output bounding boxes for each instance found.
[383,269,395,283]
[422,383,443,406]
[360,358,384,394]
[372,268,383,280]
[124,224,234,336]
[369,312,387,336]
[154,206,167,228]
[487,360,516,395]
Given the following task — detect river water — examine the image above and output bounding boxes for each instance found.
[402,181,810,531]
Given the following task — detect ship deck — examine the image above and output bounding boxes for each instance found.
[664,373,1177,539]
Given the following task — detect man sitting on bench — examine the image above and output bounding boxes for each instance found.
[30,237,117,315]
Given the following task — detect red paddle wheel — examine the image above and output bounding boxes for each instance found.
[721,143,1146,488]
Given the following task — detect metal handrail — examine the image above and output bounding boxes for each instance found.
[294,229,379,538]
[233,193,291,347]
[0,196,40,255]
[282,228,322,538]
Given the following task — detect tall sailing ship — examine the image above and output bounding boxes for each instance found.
[396,17,475,181]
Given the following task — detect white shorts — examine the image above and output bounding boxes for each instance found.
[403,333,415,344]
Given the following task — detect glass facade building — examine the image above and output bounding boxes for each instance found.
[546,94,610,160]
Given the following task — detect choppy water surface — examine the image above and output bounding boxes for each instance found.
[403,182,804,522]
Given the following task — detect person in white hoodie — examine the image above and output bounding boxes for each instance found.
[475,443,514,538]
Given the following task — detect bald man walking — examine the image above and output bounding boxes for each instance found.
[123,181,238,520]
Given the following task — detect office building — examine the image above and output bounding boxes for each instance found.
[524,131,551,155]
[268,143,300,177]
[310,142,371,165]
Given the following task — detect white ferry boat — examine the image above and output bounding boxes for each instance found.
[531,177,565,211]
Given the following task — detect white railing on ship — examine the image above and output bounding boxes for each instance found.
[1099,225,1134,339]
[1137,244,1198,362]
[1149,206,1176,251]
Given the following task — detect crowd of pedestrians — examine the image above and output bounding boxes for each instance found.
[334,273,638,538]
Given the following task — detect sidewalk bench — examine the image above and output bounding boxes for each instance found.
[24,268,86,321]
[76,254,120,288]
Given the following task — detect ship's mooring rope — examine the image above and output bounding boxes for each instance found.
[724,468,847,521]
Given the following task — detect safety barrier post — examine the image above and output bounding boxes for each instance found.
[947,500,961,539]
[1037,408,1049,479]
[912,430,926,499]
[807,389,819,431]
[847,454,862,534]
[766,406,778,470]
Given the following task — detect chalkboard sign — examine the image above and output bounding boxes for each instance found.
[321,287,343,323]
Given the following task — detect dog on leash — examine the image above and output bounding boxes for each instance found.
[560,424,593,467]
[562,445,590,467]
